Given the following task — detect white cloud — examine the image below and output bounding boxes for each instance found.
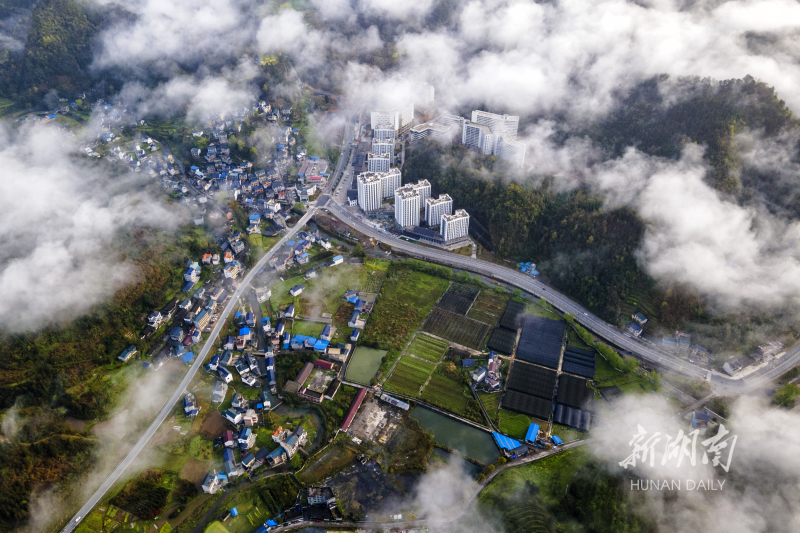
[0,124,181,331]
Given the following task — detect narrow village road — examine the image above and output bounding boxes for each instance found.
[62,208,318,533]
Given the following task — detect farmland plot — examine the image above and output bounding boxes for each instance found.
[467,290,511,325]
[384,355,436,397]
[407,334,448,362]
[437,292,474,315]
[421,374,469,415]
[422,308,491,350]
[447,283,480,301]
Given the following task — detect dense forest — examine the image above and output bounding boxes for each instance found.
[0,0,105,100]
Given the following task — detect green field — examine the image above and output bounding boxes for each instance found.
[497,409,531,439]
[345,347,387,384]
[269,262,387,318]
[525,299,564,321]
[478,391,501,417]
[567,328,591,349]
[384,354,436,396]
[407,333,448,362]
[594,354,654,394]
[467,290,511,325]
[291,320,326,338]
[204,522,228,533]
[362,264,450,352]
[421,373,470,415]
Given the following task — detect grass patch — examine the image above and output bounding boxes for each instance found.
[384,354,436,397]
[478,391,501,417]
[407,333,448,363]
[594,354,654,394]
[567,328,591,350]
[497,409,531,440]
[290,320,326,338]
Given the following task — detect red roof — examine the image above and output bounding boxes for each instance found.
[340,388,367,432]
[314,359,333,370]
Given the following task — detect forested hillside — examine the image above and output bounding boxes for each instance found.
[406,76,800,341]
[0,225,215,531]
[404,144,647,320]
[590,75,797,199]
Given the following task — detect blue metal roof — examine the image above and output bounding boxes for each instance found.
[181,352,194,363]
[551,435,563,445]
[492,432,522,451]
[525,423,540,443]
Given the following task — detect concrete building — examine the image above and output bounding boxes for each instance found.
[371,138,394,156]
[395,186,421,228]
[471,110,519,138]
[462,121,495,154]
[357,169,402,212]
[441,209,470,242]
[372,104,414,135]
[380,168,402,198]
[438,112,466,130]
[367,152,391,173]
[409,121,451,143]
[425,194,453,227]
[496,132,526,168]
[413,82,436,117]
[410,179,431,203]
[373,127,395,142]
[357,172,383,212]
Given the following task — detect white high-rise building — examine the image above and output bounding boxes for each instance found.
[380,168,402,199]
[371,110,400,132]
[373,127,395,142]
[367,152,391,173]
[372,138,393,156]
[414,82,436,116]
[372,104,415,135]
[357,173,383,212]
[441,209,470,242]
[462,121,494,154]
[425,194,452,227]
[409,122,451,143]
[471,110,519,138]
[496,133,526,168]
[438,112,465,129]
[395,186,421,228]
[410,179,431,203]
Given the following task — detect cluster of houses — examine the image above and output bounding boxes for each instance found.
[268,228,335,271]
[209,348,276,395]
[202,424,308,493]
[470,351,503,390]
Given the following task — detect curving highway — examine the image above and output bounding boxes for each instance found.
[322,202,800,397]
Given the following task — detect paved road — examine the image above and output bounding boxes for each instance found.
[62,208,318,533]
[324,203,800,396]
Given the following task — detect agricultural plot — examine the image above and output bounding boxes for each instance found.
[467,290,511,325]
[422,308,491,350]
[384,355,436,397]
[362,265,450,351]
[407,333,448,362]
[437,292,474,315]
[421,373,469,416]
[447,283,480,300]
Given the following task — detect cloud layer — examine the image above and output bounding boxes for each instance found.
[0,124,180,331]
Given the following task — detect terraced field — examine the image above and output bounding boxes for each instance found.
[407,333,448,362]
[384,355,436,397]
